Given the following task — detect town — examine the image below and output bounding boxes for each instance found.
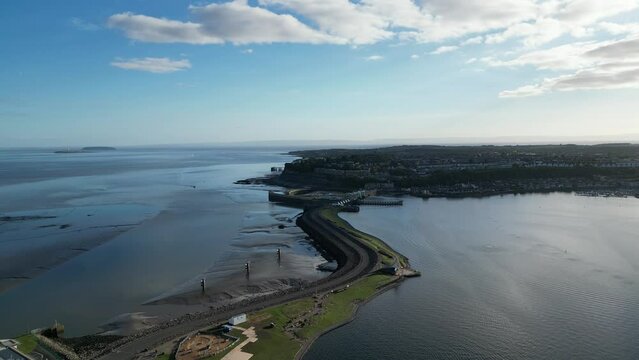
[271,144,639,198]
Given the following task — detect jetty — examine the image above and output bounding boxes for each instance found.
[355,199,403,206]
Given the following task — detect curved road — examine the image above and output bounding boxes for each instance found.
[95,208,378,360]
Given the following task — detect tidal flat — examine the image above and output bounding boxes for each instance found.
[0,148,328,337]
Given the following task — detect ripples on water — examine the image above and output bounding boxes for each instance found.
[305,194,639,360]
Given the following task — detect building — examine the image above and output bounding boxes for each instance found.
[0,339,32,360]
[228,313,247,326]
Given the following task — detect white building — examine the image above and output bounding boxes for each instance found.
[228,313,247,326]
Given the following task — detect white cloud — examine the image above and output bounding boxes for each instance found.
[110,57,192,73]
[109,0,639,47]
[259,0,395,44]
[495,35,639,97]
[461,36,483,46]
[365,55,384,61]
[106,1,639,96]
[242,48,254,54]
[70,17,100,31]
[108,2,342,45]
[599,21,639,35]
[431,45,459,54]
[411,54,420,59]
[483,41,604,70]
[108,13,216,44]
[499,66,639,97]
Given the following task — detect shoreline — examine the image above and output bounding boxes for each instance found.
[294,276,405,360]
[247,171,639,201]
[82,204,412,360]
[25,186,636,359]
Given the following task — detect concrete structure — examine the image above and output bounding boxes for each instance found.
[175,333,232,360]
[228,314,247,326]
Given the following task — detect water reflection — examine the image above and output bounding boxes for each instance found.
[0,148,327,337]
[305,194,639,360]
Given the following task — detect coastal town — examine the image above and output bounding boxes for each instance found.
[271,144,639,198]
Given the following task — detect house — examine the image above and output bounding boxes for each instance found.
[228,313,247,326]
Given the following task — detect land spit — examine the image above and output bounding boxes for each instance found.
[87,204,414,360]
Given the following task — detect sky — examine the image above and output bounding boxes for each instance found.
[1,0,639,147]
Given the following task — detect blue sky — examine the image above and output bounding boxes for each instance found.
[2,0,639,147]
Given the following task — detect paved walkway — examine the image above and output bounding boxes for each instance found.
[221,326,257,360]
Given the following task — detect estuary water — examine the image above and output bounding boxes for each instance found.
[0,147,328,337]
[305,194,639,360]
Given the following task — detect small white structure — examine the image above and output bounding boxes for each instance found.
[228,313,247,326]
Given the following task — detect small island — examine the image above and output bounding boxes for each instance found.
[54,146,116,154]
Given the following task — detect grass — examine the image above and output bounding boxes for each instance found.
[297,274,395,340]
[319,207,408,267]
[242,298,315,360]
[15,334,38,354]
[239,274,396,360]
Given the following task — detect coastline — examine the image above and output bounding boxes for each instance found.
[83,202,416,360]
[294,277,405,360]
[97,188,636,360]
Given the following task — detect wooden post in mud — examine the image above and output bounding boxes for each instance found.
[200,278,205,292]
[277,248,281,261]
[245,261,250,276]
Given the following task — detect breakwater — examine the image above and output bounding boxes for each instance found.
[94,207,381,359]
[355,199,403,206]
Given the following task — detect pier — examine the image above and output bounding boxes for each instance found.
[355,199,403,206]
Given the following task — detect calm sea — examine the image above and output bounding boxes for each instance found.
[305,194,639,360]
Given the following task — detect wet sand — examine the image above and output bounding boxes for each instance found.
[0,204,158,293]
[0,148,329,338]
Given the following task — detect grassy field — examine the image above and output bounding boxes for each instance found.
[242,298,314,360]
[239,274,396,360]
[297,274,395,339]
[15,334,38,354]
[153,273,397,360]
[319,207,408,267]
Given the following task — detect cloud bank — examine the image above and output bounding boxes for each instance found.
[491,36,639,97]
[108,0,639,46]
[106,0,639,95]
